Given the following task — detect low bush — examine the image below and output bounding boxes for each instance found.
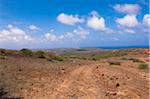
[53,56,65,61]
[109,62,121,65]
[35,50,45,58]
[138,64,148,69]
[0,49,6,54]
[92,57,97,61]
[20,48,33,56]
[0,55,7,59]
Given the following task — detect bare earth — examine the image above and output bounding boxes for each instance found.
[0,48,149,99]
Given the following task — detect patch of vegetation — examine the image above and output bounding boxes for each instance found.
[91,52,128,60]
[138,64,148,69]
[35,50,46,58]
[92,57,97,61]
[63,51,128,61]
[0,55,7,59]
[7,50,18,54]
[112,52,128,57]
[128,58,143,63]
[20,48,33,56]
[109,62,121,65]
[76,57,88,60]
[81,57,87,60]
[0,48,6,54]
[0,49,19,56]
[52,56,65,61]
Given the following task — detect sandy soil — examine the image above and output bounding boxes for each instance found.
[0,49,149,99]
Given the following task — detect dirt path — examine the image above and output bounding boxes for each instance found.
[49,64,102,99]
[24,62,148,99]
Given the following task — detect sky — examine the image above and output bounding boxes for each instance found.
[0,0,149,49]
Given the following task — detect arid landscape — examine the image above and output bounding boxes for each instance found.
[0,0,149,99]
[0,48,149,99]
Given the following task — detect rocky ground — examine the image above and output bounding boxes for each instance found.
[0,48,149,99]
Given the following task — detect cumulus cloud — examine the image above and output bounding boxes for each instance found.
[143,14,150,26]
[0,25,33,43]
[0,24,89,46]
[113,4,140,14]
[57,13,85,25]
[116,14,139,27]
[29,25,40,31]
[44,27,89,42]
[87,11,106,31]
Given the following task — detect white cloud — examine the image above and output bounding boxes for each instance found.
[143,14,150,26]
[113,4,140,14]
[0,25,33,43]
[57,13,85,25]
[116,14,139,27]
[44,28,64,42]
[72,27,89,40]
[29,25,40,31]
[7,24,13,28]
[44,27,89,42]
[45,33,57,42]
[87,11,106,31]
[124,29,135,33]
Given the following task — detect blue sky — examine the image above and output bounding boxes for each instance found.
[0,0,149,49]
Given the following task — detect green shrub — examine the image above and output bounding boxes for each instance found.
[35,50,45,58]
[20,48,33,56]
[138,64,148,69]
[92,57,97,61]
[53,56,65,61]
[109,62,121,65]
[0,55,7,59]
